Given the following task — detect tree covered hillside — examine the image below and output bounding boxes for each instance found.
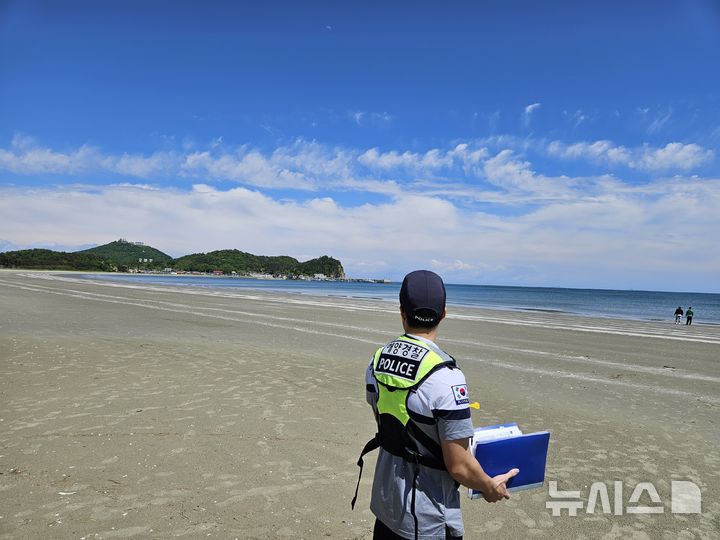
[296,255,345,278]
[0,249,116,271]
[1,241,345,278]
[80,239,173,269]
[173,250,344,278]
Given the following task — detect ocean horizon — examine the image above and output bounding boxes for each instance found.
[84,274,720,326]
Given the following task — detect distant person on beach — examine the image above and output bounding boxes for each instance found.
[686,307,694,325]
[675,306,684,324]
[353,270,517,540]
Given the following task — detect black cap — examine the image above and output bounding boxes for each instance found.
[400,270,446,328]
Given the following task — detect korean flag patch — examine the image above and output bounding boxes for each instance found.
[451,384,469,405]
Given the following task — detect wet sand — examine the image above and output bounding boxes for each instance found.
[1,271,719,539]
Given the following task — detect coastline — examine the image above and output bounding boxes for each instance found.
[1,270,719,539]
[69,271,720,326]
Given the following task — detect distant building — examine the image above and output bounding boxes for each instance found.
[121,238,144,246]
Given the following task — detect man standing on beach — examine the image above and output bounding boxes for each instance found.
[674,306,684,324]
[686,306,694,325]
[356,270,517,539]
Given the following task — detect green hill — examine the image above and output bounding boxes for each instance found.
[296,255,345,278]
[0,240,345,278]
[174,249,345,278]
[0,248,116,271]
[80,239,173,269]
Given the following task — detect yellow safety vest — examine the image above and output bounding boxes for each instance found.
[372,334,456,468]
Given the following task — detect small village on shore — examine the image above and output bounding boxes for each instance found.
[127,266,391,284]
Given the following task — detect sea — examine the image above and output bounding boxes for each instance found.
[85,274,720,325]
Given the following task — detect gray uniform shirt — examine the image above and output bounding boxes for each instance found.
[365,334,475,539]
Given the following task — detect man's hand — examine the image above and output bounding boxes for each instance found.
[441,438,519,502]
[482,468,520,502]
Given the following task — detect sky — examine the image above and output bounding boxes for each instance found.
[1,0,719,292]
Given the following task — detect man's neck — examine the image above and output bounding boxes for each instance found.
[404,327,439,343]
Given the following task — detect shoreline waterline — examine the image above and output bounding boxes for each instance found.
[76,272,720,325]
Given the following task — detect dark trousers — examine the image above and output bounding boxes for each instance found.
[686,317,693,325]
[373,518,463,540]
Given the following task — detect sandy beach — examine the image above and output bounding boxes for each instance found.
[1,270,719,539]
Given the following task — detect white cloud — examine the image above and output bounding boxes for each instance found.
[349,110,393,127]
[2,174,719,290]
[430,259,473,271]
[482,150,576,201]
[352,111,364,125]
[634,142,713,171]
[271,140,355,179]
[563,109,589,128]
[3,133,716,226]
[0,133,715,206]
[647,108,673,134]
[484,150,536,190]
[2,135,715,214]
[546,140,714,171]
[182,149,314,189]
[523,102,541,127]
[358,148,450,171]
[358,144,487,173]
[525,103,541,115]
[0,135,99,175]
[0,126,717,291]
[0,184,464,270]
[106,152,177,178]
[0,137,361,190]
[548,140,622,162]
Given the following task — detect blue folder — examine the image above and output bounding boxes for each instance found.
[470,430,550,497]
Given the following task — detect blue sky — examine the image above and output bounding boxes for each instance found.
[1,0,719,291]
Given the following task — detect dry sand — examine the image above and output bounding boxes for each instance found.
[1,270,719,539]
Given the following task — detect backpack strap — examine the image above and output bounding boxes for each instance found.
[350,435,380,510]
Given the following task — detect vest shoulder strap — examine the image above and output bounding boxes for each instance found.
[350,434,380,510]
